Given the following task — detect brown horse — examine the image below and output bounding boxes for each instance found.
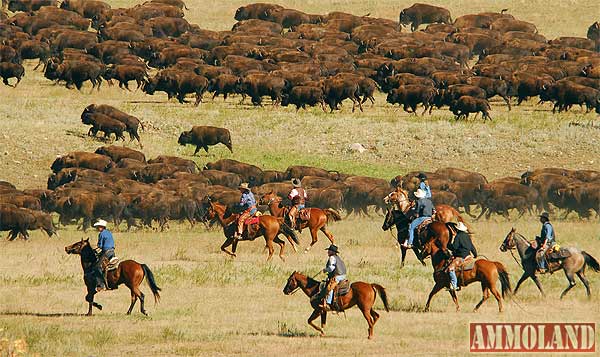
[421,235,512,312]
[260,192,342,253]
[384,188,468,225]
[201,198,299,260]
[283,271,389,339]
[65,238,161,316]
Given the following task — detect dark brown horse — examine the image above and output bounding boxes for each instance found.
[65,238,161,316]
[283,271,389,339]
[421,235,512,312]
[260,192,342,253]
[201,199,299,260]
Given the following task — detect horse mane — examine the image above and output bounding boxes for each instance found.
[297,272,321,288]
[80,241,98,264]
[514,232,530,246]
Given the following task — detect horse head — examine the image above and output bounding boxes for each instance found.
[65,238,90,255]
[499,227,517,252]
[283,271,300,295]
[260,191,278,205]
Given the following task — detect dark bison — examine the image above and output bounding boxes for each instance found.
[399,3,452,31]
[449,96,492,121]
[386,85,437,114]
[0,62,24,87]
[94,146,146,163]
[178,126,233,154]
[281,85,326,111]
[81,112,127,141]
[82,104,144,147]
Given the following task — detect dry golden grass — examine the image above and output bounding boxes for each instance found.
[0,1,600,355]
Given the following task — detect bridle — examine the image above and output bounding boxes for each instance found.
[501,231,526,269]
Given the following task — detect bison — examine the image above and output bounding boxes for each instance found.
[178,126,233,154]
[399,3,452,31]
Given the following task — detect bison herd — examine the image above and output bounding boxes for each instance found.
[1,141,599,240]
[0,1,599,118]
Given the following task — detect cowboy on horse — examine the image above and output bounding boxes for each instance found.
[447,222,478,291]
[318,244,347,309]
[234,183,257,240]
[288,178,307,230]
[93,219,115,292]
[535,212,555,273]
[403,188,433,249]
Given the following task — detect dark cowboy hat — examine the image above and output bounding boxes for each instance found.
[416,172,427,180]
[325,244,339,253]
[291,178,301,188]
[539,212,550,220]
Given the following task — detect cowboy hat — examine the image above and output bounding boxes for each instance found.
[291,178,301,188]
[93,219,108,228]
[416,172,427,180]
[325,244,339,253]
[456,221,468,232]
[539,212,550,220]
[238,183,250,190]
[414,188,426,198]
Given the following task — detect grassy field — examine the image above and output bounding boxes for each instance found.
[1,0,600,356]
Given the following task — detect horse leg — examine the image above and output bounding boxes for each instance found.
[474,286,490,312]
[449,289,460,312]
[576,271,591,298]
[531,274,546,297]
[307,309,325,336]
[513,272,529,295]
[265,236,275,261]
[400,246,407,268]
[560,270,577,299]
[424,282,444,312]
[304,227,319,253]
[220,237,236,257]
[127,291,138,315]
[139,292,146,315]
[361,307,375,339]
[319,226,335,244]
[320,311,327,328]
[274,236,286,261]
[370,309,380,325]
[490,285,503,312]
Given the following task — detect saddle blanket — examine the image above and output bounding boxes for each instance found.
[244,216,260,225]
[547,247,571,261]
[336,279,350,297]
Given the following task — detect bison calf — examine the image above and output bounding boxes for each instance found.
[178,126,233,154]
[449,96,492,121]
[81,112,127,141]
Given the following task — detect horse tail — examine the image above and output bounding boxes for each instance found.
[372,284,390,312]
[141,264,161,303]
[324,208,342,222]
[494,261,512,298]
[280,222,299,245]
[582,251,600,272]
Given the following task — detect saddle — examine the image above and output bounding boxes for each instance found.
[332,280,350,312]
[299,208,311,221]
[415,218,432,237]
[546,246,571,261]
[100,256,120,290]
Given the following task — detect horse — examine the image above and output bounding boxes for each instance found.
[283,271,389,339]
[201,198,299,260]
[421,234,512,312]
[382,188,460,267]
[259,192,342,253]
[65,238,161,316]
[500,228,600,298]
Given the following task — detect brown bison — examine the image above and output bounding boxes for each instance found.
[82,104,144,147]
[449,96,492,121]
[81,112,127,141]
[178,126,233,154]
[51,152,113,173]
[0,62,24,87]
[399,3,452,31]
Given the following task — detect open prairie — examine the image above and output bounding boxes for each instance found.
[0,0,599,356]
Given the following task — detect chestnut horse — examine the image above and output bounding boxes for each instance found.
[421,235,512,312]
[201,199,299,260]
[65,238,161,316]
[260,192,342,252]
[283,271,389,339]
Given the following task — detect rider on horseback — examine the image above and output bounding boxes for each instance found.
[234,183,257,239]
[93,219,115,292]
[319,244,347,309]
[416,172,432,198]
[403,188,433,249]
[288,178,307,230]
[447,222,478,291]
[536,212,555,273]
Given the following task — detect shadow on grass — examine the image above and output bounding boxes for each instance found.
[0,311,82,317]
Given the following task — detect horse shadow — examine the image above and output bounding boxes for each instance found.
[0,311,82,317]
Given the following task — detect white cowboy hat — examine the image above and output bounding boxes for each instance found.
[414,188,426,198]
[238,183,250,190]
[93,219,108,228]
[456,222,468,232]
